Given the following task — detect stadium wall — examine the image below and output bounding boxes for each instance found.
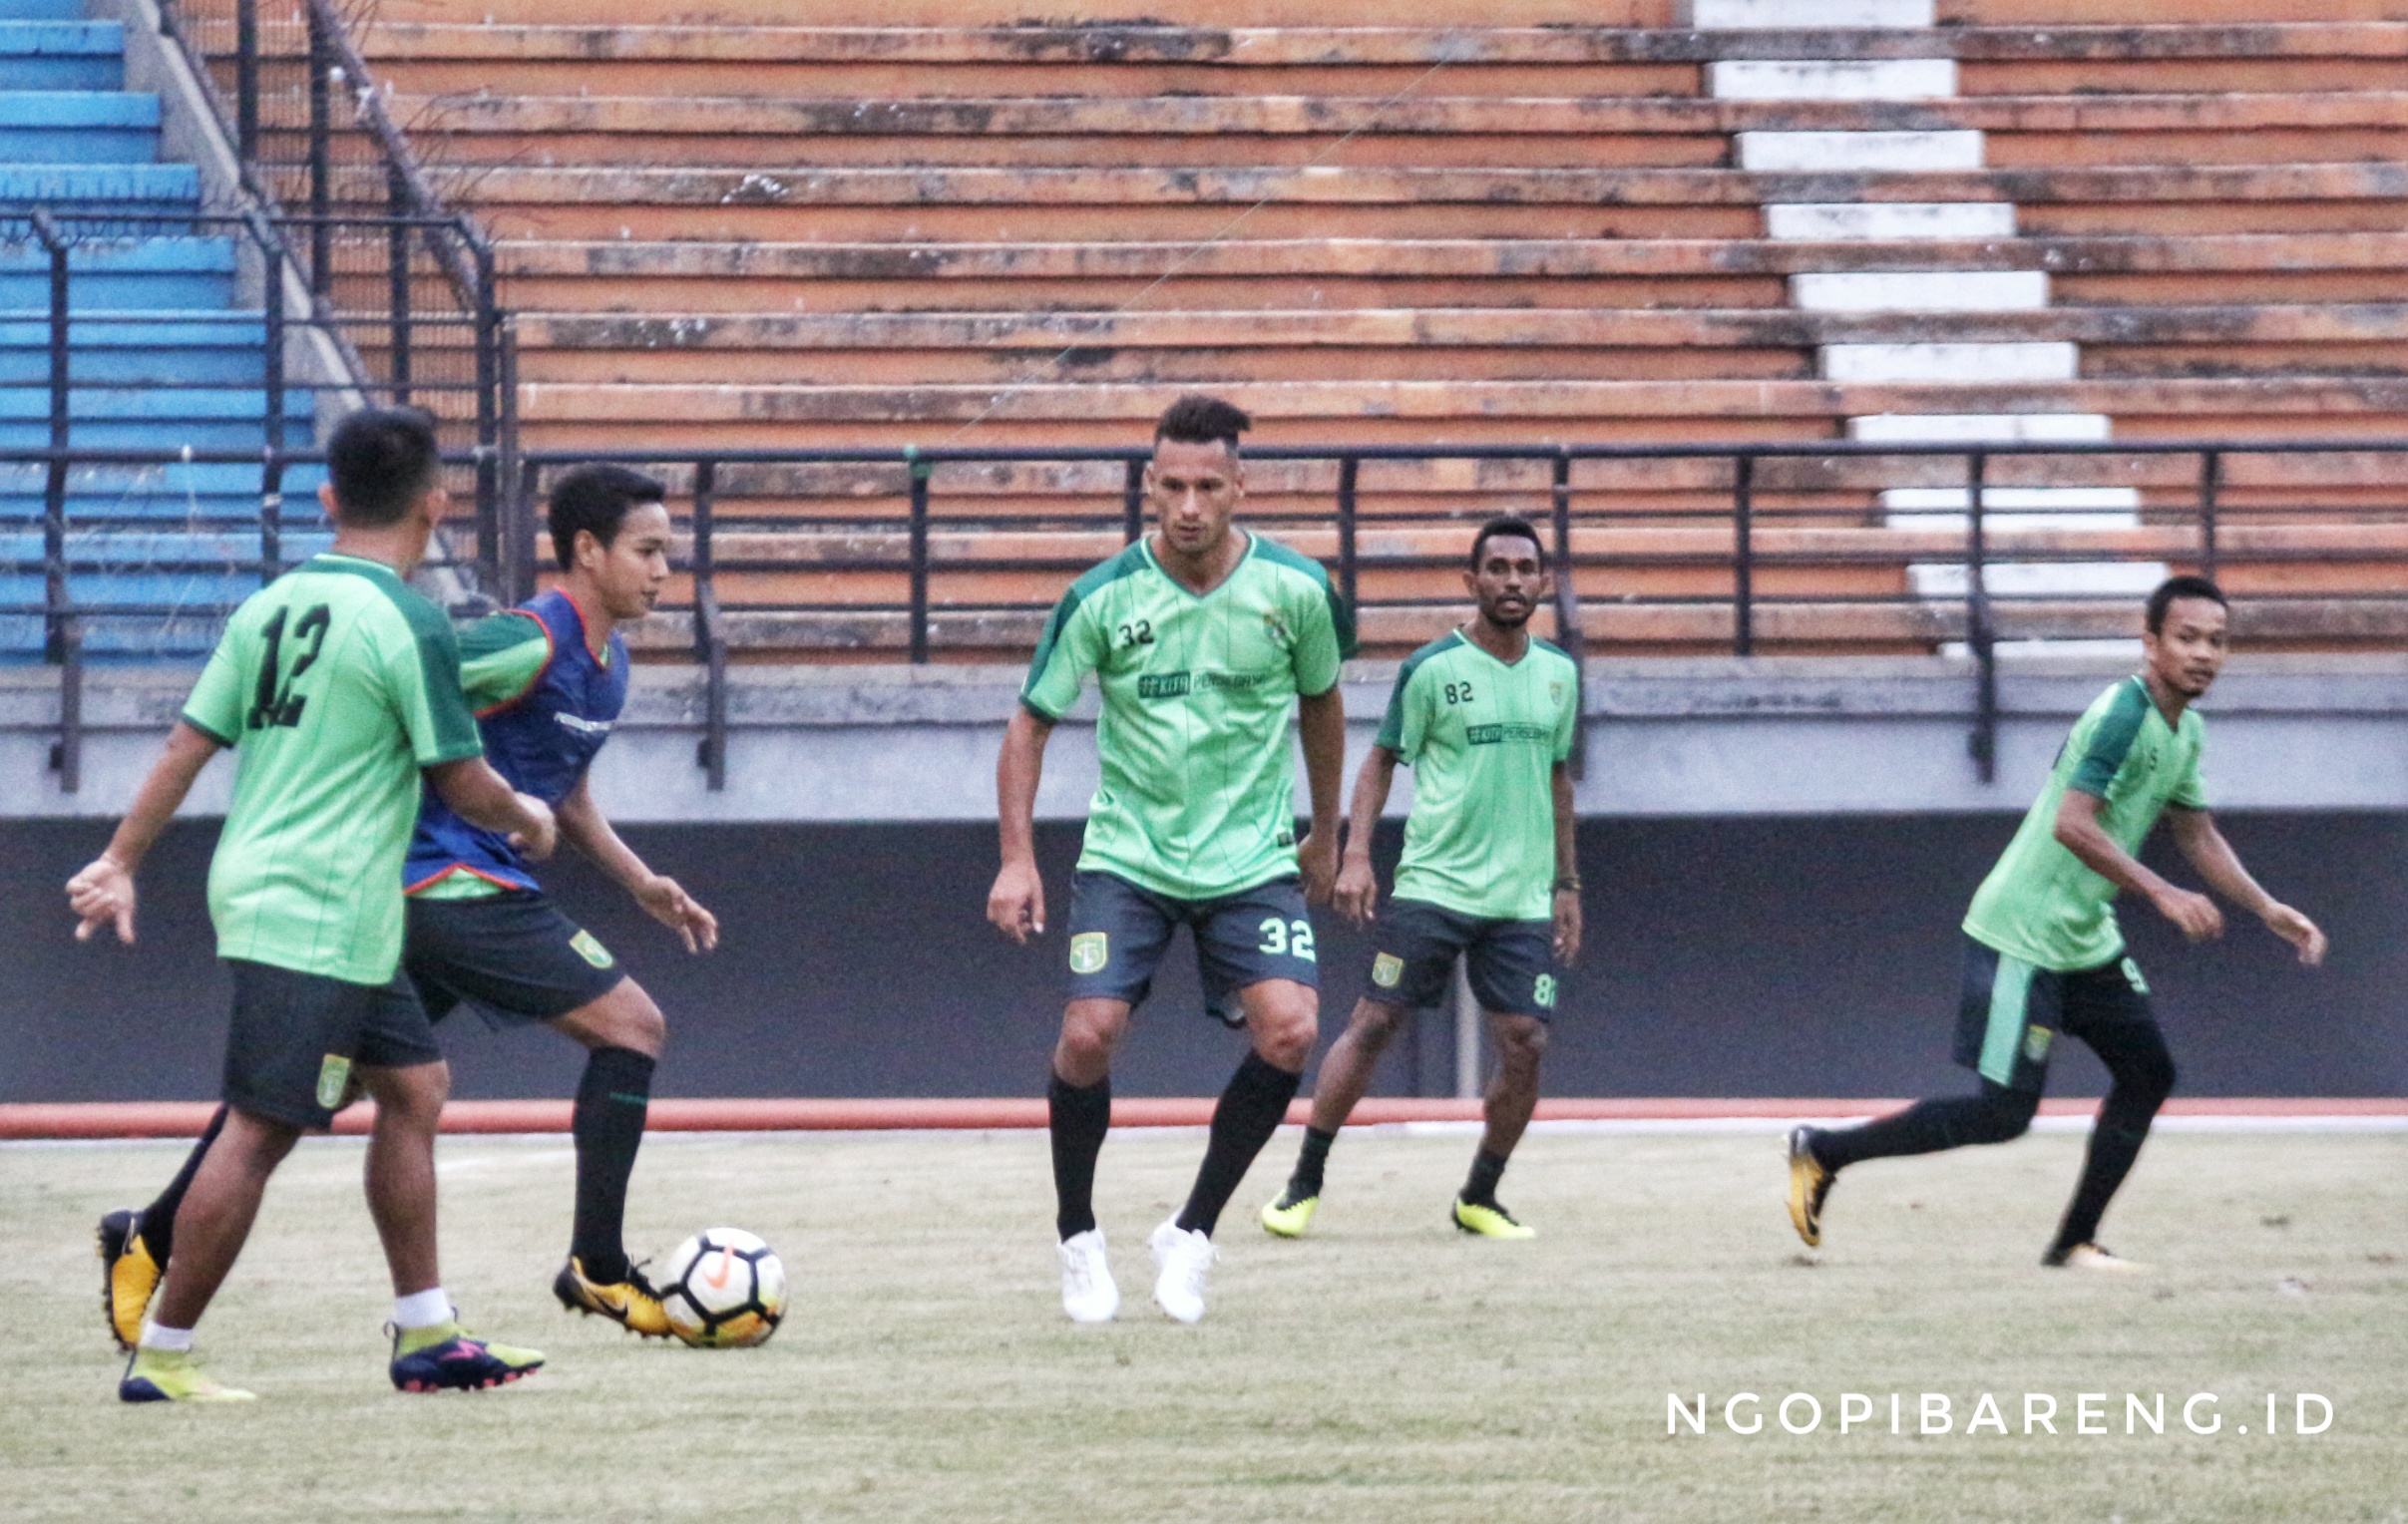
[5,806,2404,1105]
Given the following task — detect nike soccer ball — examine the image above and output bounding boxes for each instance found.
[659,1227,787,1348]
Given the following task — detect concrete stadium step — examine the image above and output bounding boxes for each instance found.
[0,20,123,91]
[0,318,278,384]
[0,388,316,451]
[0,90,159,163]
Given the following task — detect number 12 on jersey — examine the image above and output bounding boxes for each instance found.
[248,603,330,730]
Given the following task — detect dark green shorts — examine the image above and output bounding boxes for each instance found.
[221,959,441,1130]
[1063,870,1319,1018]
[1363,898,1561,1020]
[405,890,626,1031]
[1951,936,2156,1094]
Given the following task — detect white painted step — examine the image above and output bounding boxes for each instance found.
[1911,562,2171,598]
[1709,59,1957,101]
[1766,202,2016,240]
[1945,638,2147,659]
[1792,270,2049,311]
[1739,130,1984,173]
[1848,413,2111,443]
[1883,486,2143,532]
[1822,341,2079,383]
[1687,0,1935,28]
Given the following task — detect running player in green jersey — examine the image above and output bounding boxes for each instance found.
[1262,519,1581,1241]
[988,394,1354,1324]
[67,409,558,1401]
[1785,576,2326,1270]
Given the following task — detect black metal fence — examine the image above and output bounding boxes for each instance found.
[9,439,2407,796]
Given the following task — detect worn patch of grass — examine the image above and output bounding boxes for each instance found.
[3,1128,2403,1522]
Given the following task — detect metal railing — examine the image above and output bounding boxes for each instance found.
[10,439,2408,796]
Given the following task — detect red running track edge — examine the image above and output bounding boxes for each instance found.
[3,1096,2405,1140]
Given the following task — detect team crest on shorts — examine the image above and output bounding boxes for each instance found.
[1372,952,1404,988]
[2022,1024,2054,1063]
[315,1054,353,1112]
[2121,956,2150,994]
[1069,933,1109,974]
[570,929,616,969]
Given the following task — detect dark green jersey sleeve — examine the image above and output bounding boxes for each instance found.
[1552,654,1579,764]
[2171,722,2208,809]
[378,596,482,766]
[180,621,248,746]
[457,610,553,713]
[2068,678,2152,798]
[1020,584,1106,721]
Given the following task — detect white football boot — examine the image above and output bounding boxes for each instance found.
[1148,1218,1218,1324]
[1058,1228,1120,1323]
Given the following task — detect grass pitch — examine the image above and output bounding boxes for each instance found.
[4,1125,2405,1523]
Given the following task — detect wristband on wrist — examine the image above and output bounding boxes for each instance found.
[1554,875,1582,893]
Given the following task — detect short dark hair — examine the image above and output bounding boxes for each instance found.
[325,406,441,527]
[1154,393,1251,452]
[1469,516,1546,572]
[2146,573,2227,635]
[549,464,667,570]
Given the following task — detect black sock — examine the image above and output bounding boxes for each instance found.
[1176,1053,1302,1237]
[1461,1148,1510,1208]
[1286,1125,1337,1199]
[140,1105,227,1263]
[1050,1070,1112,1241]
[571,1047,654,1284]
[1814,1086,2035,1172]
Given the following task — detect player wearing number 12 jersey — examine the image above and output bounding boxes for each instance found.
[1264,518,1582,1241]
[988,394,1355,1325]
[68,409,556,1401]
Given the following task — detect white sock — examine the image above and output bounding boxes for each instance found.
[393,1288,452,1330]
[139,1320,196,1353]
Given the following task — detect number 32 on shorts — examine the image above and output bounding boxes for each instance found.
[1256,917,1317,962]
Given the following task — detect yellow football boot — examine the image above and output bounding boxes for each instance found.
[553,1258,673,1338]
[1451,1198,1536,1239]
[1786,1126,1832,1249]
[120,1347,255,1403]
[98,1209,162,1351]
[1258,1189,1319,1239]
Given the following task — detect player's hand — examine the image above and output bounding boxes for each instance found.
[67,855,136,944]
[1332,855,1379,927]
[988,857,1045,944]
[1297,827,1339,907]
[1552,887,1583,965]
[2262,902,2327,966]
[507,793,558,863]
[635,874,719,952]
[2153,884,2223,943]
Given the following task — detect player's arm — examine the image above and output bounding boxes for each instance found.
[66,720,223,944]
[1333,744,1397,927]
[558,775,718,952]
[1295,684,1346,907]
[427,756,558,863]
[988,705,1053,943]
[2052,788,2221,943]
[1551,759,1582,964]
[2164,805,2325,965]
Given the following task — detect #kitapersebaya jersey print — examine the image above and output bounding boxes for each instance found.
[1377,630,1579,922]
[1021,532,1356,902]
[1961,674,2207,971]
[181,553,483,984]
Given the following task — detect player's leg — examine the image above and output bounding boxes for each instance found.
[1788,940,2054,1248]
[1265,900,1467,1235]
[119,1104,295,1401]
[98,1103,227,1350]
[1261,995,1409,1234]
[2042,959,2175,1271]
[1450,919,1560,1238]
[546,978,670,1326]
[348,974,546,1391]
[1050,872,1177,1322]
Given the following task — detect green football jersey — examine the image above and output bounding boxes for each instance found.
[1961,675,2207,971]
[1021,531,1356,901]
[1377,630,1579,921]
[182,553,484,983]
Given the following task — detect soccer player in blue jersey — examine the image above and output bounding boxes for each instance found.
[101,465,719,1346]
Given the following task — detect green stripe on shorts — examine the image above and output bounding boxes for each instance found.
[1977,953,2037,1086]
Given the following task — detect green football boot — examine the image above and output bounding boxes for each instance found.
[120,1347,255,1404]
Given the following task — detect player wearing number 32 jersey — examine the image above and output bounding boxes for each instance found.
[68,408,556,1402]
[989,394,1355,1327]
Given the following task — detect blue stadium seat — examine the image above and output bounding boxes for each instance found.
[1,7,314,660]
